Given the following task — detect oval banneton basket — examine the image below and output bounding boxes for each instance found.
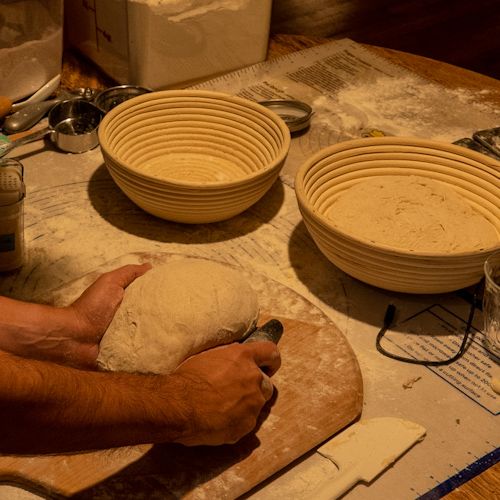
[98,90,291,223]
[295,137,500,294]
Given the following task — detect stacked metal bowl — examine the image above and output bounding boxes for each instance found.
[295,137,500,294]
[98,90,290,223]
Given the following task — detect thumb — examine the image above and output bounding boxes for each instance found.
[260,374,275,401]
[242,341,281,376]
[104,263,152,289]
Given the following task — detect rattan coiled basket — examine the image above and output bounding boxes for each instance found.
[99,90,291,223]
[295,137,500,293]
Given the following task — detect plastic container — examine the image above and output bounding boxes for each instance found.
[0,159,25,272]
[0,0,63,102]
[65,0,272,89]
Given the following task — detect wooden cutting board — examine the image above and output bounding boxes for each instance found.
[0,252,363,499]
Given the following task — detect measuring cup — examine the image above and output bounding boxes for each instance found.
[2,87,96,134]
[93,85,152,113]
[0,99,104,158]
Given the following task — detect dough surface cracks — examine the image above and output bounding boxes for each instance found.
[327,175,499,253]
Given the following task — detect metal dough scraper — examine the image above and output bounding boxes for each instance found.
[309,417,426,499]
[243,319,283,344]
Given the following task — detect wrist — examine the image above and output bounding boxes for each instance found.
[144,373,195,443]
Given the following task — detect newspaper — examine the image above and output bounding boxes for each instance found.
[0,39,498,499]
[194,38,500,186]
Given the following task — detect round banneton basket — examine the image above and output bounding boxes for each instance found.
[295,137,500,294]
[98,90,291,223]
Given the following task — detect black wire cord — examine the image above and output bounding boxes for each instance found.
[376,280,483,366]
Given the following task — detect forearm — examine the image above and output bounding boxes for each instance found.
[0,296,76,359]
[0,351,188,454]
[0,263,152,368]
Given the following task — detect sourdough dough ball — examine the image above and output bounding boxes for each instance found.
[97,258,259,374]
[327,175,499,253]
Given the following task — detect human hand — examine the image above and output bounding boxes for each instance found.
[0,263,151,368]
[169,341,281,446]
[62,263,152,367]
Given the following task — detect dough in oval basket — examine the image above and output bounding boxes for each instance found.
[97,258,259,374]
[327,175,499,253]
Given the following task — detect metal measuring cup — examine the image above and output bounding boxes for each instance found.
[93,85,152,113]
[0,99,104,158]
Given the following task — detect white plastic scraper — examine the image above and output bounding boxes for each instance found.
[310,417,426,499]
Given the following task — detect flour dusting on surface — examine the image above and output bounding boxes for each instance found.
[313,74,500,142]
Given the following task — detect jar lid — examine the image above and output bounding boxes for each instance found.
[0,159,25,206]
[258,99,313,133]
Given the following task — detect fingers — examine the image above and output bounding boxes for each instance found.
[170,341,281,446]
[239,341,280,400]
[242,341,281,376]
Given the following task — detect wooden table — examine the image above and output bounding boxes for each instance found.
[56,34,499,500]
